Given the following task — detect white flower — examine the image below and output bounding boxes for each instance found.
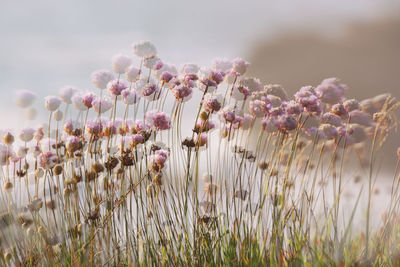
[71,92,87,111]
[212,57,232,72]
[0,144,14,166]
[40,138,55,152]
[44,96,62,111]
[121,89,140,105]
[25,107,37,120]
[53,110,63,121]
[17,146,29,158]
[143,56,162,69]
[125,65,141,82]
[181,63,199,74]
[91,69,115,89]
[232,58,250,75]
[92,97,113,114]
[15,90,36,108]
[19,127,35,142]
[59,86,79,104]
[132,40,157,58]
[112,53,132,74]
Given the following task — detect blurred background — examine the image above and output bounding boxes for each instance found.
[0,0,399,165]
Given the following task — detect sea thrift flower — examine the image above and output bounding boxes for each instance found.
[92,97,113,114]
[285,100,302,115]
[160,71,175,83]
[125,65,141,82]
[319,124,338,139]
[239,114,254,130]
[262,117,278,133]
[349,110,373,126]
[39,151,57,169]
[195,133,208,147]
[306,127,326,141]
[151,112,171,131]
[66,136,81,153]
[59,86,79,104]
[224,70,240,84]
[212,57,232,72]
[343,99,360,112]
[25,107,37,120]
[181,63,199,74]
[232,85,251,101]
[198,68,218,92]
[274,115,298,132]
[107,79,128,96]
[19,127,35,142]
[249,100,266,117]
[321,112,343,127]
[294,86,322,115]
[132,40,157,58]
[44,96,62,111]
[264,84,289,101]
[86,119,103,136]
[232,57,250,75]
[82,92,96,109]
[315,78,348,104]
[130,134,144,147]
[143,56,163,70]
[121,89,140,105]
[112,53,132,74]
[91,69,114,89]
[203,93,222,113]
[331,103,348,118]
[15,90,36,108]
[53,110,63,121]
[220,105,236,123]
[142,83,160,97]
[171,84,193,101]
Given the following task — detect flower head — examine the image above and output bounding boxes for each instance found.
[125,65,141,82]
[44,96,62,111]
[107,79,128,96]
[132,40,157,58]
[59,86,79,104]
[91,69,115,89]
[15,90,36,108]
[112,53,132,74]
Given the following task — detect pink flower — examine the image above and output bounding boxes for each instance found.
[91,69,114,89]
[107,79,128,96]
[82,92,96,109]
[232,58,250,75]
[315,78,348,104]
[39,151,57,169]
[203,93,222,113]
[121,89,140,105]
[151,112,171,131]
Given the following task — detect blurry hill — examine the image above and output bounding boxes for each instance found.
[249,14,400,169]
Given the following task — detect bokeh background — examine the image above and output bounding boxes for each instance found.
[1,0,399,166]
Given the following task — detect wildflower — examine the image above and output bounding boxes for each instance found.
[66,136,82,153]
[15,89,36,108]
[285,100,302,115]
[53,110,63,121]
[181,63,199,74]
[142,83,160,98]
[125,65,141,82]
[71,93,87,111]
[349,110,373,126]
[143,56,163,70]
[25,107,37,120]
[319,124,338,139]
[198,68,218,92]
[44,96,62,111]
[274,115,298,132]
[86,119,103,136]
[151,112,171,131]
[294,86,322,115]
[315,78,348,104]
[82,92,96,109]
[224,70,240,84]
[212,57,232,72]
[239,113,254,130]
[343,99,360,112]
[3,132,14,145]
[232,57,250,75]
[321,112,343,127]
[53,164,63,175]
[249,100,266,117]
[19,127,35,142]
[59,86,79,104]
[220,105,236,123]
[171,84,193,101]
[262,117,278,133]
[92,97,113,114]
[130,134,144,147]
[91,69,114,89]
[132,40,157,58]
[121,89,140,105]
[107,79,128,96]
[331,103,348,118]
[111,53,132,74]
[264,84,289,101]
[39,151,57,169]
[231,85,250,101]
[306,127,326,141]
[195,133,208,147]
[0,144,14,166]
[203,93,222,113]
[16,146,28,158]
[160,71,175,83]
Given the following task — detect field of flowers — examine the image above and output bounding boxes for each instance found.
[0,40,399,266]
